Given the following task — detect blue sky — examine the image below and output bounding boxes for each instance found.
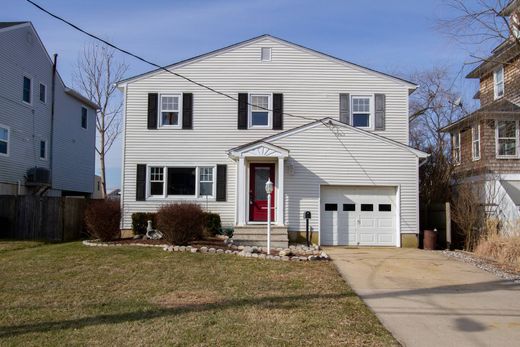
[5,0,486,190]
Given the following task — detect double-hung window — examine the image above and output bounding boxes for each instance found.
[160,94,181,127]
[249,94,271,128]
[81,107,88,129]
[0,125,9,156]
[472,124,481,160]
[494,66,504,100]
[23,76,32,104]
[199,167,214,197]
[496,120,518,157]
[352,96,372,129]
[150,167,165,196]
[39,140,47,160]
[39,83,46,103]
[453,132,461,164]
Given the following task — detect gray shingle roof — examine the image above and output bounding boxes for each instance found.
[0,22,29,29]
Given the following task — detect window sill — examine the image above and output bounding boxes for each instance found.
[496,156,519,160]
[146,196,216,201]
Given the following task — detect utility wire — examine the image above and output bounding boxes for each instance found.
[25,0,315,122]
[26,0,382,185]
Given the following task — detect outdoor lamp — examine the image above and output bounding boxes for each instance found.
[265,178,274,194]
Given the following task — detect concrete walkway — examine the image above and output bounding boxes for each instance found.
[325,247,520,347]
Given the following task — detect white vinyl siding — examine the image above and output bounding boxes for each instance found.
[120,37,414,229]
[472,124,480,161]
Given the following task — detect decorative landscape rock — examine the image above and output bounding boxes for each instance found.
[82,240,329,262]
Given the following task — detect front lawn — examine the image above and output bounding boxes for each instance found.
[0,242,396,346]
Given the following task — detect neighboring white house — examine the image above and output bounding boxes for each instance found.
[0,22,97,197]
[117,35,427,247]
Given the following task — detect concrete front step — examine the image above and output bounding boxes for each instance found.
[232,225,289,248]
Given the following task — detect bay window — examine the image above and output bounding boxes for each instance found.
[496,120,518,157]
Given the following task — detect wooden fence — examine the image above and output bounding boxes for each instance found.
[0,195,87,242]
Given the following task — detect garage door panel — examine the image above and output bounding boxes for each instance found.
[321,186,397,246]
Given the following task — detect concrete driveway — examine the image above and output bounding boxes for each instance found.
[325,247,520,347]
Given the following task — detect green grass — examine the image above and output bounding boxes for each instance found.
[0,242,396,346]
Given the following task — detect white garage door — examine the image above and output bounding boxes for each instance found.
[320,186,397,246]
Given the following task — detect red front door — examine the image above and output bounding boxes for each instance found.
[249,163,275,222]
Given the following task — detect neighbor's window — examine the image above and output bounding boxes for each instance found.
[494,66,504,100]
[472,124,480,160]
[249,94,270,128]
[160,94,181,127]
[0,126,9,156]
[81,107,88,129]
[352,96,372,128]
[496,120,517,157]
[39,83,46,103]
[261,47,271,61]
[199,167,214,197]
[150,167,165,196]
[167,167,196,195]
[39,140,47,160]
[453,132,461,164]
[23,76,32,104]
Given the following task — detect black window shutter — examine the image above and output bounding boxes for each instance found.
[136,164,146,201]
[216,164,227,202]
[147,93,158,129]
[182,93,193,129]
[238,93,248,129]
[273,93,283,130]
[375,93,386,130]
[339,93,350,125]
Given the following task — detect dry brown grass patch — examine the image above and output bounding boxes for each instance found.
[152,290,222,309]
[475,223,520,272]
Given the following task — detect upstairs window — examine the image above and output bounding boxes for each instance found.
[496,120,518,157]
[39,83,46,103]
[160,94,181,127]
[494,66,504,100]
[23,76,32,104]
[452,132,461,164]
[472,124,481,161]
[261,47,271,61]
[81,107,88,129]
[0,125,9,156]
[352,96,372,129]
[249,94,271,128]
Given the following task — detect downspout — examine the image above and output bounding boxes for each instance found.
[49,54,57,192]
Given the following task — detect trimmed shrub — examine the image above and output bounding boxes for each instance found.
[132,212,157,235]
[203,212,221,236]
[157,203,205,245]
[84,199,121,241]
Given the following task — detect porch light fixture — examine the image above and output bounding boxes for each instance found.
[265,178,274,254]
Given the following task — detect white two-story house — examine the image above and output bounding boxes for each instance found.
[0,22,97,197]
[117,35,427,248]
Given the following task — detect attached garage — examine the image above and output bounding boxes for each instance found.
[320,186,398,246]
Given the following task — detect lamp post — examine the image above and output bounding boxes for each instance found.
[265,178,274,254]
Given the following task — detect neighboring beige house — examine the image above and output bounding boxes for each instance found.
[441,1,520,230]
[117,35,427,248]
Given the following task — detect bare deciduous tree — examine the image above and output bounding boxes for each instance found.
[74,43,128,196]
[451,182,485,250]
[439,0,520,65]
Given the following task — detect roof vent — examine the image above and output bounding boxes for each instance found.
[261,47,271,61]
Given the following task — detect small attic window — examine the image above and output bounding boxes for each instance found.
[261,47,271,61]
